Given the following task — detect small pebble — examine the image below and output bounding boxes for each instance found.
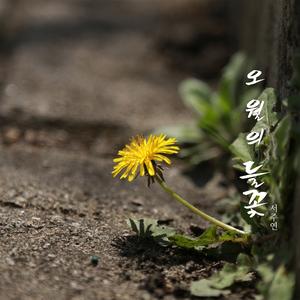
[6,257,15,266]
[90,255,99,266]
[3,127,21,144]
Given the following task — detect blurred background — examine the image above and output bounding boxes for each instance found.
[0,0,239,145]
[0,1,298,299]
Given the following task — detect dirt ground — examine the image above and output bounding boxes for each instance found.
[0,1,254,299]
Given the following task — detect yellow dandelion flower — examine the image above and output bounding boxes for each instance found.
[111,134,247,236]
[112,134,179,182]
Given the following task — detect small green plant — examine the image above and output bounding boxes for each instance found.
[228,86,297,299]
[116,53,300,300]
[127,218,249,254]
[126,218,176,245]
[123,86,297,299]
[158,53,260,164]
[126,217,295,299]
[190,253,254,297]
[190,251,295,300]
[229,88,296,233]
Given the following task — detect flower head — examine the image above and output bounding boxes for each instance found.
[112,134,179,182]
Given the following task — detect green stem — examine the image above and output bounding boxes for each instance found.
[156,176,246,235]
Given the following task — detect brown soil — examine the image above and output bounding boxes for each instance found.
[0,1,255,299]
